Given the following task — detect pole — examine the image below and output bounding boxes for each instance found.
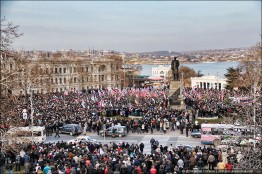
[103,124,106,143]
[123,58,125,88]
[253,81,257,148]
[30,86,34,144]
[180,72,184,95]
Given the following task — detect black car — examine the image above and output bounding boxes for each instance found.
[59,124,83,136]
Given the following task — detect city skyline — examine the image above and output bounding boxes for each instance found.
[1,1,261,53]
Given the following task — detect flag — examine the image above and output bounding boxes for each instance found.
[81,100,85,108]
[152,98,155,104]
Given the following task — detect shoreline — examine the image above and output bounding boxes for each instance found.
[128,60,239,65]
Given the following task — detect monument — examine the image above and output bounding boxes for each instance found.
[168,57,185,109]
[171,56,180,81]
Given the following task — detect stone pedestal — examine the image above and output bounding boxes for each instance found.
[168,81,185,110]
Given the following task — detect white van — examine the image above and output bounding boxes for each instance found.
[7,126,46,144]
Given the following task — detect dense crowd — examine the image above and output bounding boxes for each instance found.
[2,88,196,137]
[183,87,255,118]
[1,136,242,174]
[1,87,256,173]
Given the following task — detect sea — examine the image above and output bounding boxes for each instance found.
[140,61,239,78]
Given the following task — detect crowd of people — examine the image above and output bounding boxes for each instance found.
[1,136,242,174]
[183,87,255,118]
[0,86,256,173]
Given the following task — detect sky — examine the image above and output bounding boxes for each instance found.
[1,1,261,53]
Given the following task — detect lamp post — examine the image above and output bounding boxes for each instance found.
[29,85,35,144]
[123,62,125,88]
[253,81,257,148]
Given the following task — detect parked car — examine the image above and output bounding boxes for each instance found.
[99,126,127,137]
[175,144,195,151]
[59,124,82,136]
[191,129,201,138]
[67,135,97,144]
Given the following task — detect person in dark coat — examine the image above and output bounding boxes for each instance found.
[139,143,145,154]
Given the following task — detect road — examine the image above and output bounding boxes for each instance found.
[46,129,203,154]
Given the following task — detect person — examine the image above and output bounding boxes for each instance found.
[177,158,184,173]
[6,160,13,174]
[225,161,233,172]
[171,57,180,81]
[217,160,226,173]
[150,165,157,174]
[55,128,60,138]
[197,158,205,172]
[139,143,145,153]
[24,153,31,174]
[207,153,215,170]
[71,126,76,136]
[15,154,21,171]
[43,163,51,174]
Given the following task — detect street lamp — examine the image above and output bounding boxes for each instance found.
[29,85,35,144]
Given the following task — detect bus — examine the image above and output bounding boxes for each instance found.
[201,124,254,145]
[7,126,46,144]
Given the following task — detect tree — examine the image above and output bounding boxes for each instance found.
[179,66,202,86]
[224,43,262,91]
[222,43,262,170]
[224,67,241,90]
[0,18,29,156]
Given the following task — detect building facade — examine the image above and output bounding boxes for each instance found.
[151,65,170,78]
[191,75,227,90]
[1,52,123,95]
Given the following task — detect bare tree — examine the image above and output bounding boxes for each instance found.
[221,43,262,170]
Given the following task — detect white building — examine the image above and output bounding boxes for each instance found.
[191,75,227,90]
[151,65,170,78]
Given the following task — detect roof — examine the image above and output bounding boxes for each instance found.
[8,126,45,132]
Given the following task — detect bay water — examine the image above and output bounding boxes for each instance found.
[140,61,239,78]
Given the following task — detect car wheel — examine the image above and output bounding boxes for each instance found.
[70,132,73,136]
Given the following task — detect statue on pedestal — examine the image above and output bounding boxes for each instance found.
[171,57,180,81]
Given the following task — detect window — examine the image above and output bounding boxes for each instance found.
[86,67,88,72]
[46,68,49,74]
[60,78,62,84]
[10,64,13,70]
[59,68,62,73]
[86,77,88,82]
[51,78,53,84]
[55,78,58,84]
[74,67,76,73]
[74,77,77,83]
[63,68,66,73]
[55,68,58,74]
[82,67,84,72]
[64,78,66,83]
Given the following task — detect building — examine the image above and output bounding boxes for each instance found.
[1,51,123,95]
[190,75,227,90]
[151,65,170,78]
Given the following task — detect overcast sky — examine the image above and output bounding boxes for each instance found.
[1,1,261,52]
